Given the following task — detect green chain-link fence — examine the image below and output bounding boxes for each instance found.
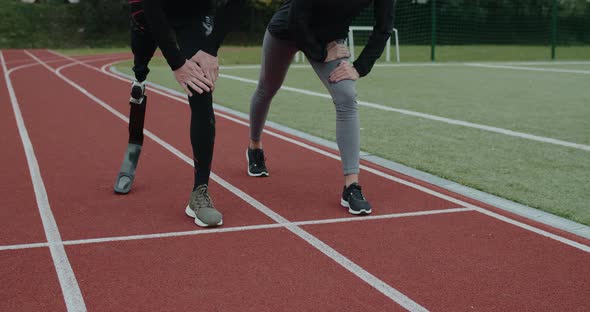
[352,0,590,61]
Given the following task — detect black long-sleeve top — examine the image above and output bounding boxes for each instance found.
[268,0,395,77]
[143,0,240,71]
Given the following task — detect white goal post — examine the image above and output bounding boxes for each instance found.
[295,27,400,63]
[348,26,400,63]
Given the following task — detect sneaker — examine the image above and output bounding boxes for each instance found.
[114,143,142,194]
[130,80,145,104]
[185,185,223,227]
[246,147,269,177]
[341,183,372,215]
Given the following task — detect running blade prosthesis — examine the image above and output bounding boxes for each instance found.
[114,143,142,194]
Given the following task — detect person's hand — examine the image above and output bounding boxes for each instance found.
[325,41,351,62]
[173,60,213,96]
[328,60,360,83]
[190,50,219,88]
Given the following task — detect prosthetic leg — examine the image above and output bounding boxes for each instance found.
[114,82,147,194]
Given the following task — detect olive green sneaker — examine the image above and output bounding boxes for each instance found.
[185,185,223,227]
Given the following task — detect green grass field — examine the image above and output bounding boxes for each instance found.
[75,45,590,226]
[60,44,590,63]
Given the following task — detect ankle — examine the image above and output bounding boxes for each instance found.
[344,174,359,188]
[249,140,262,150]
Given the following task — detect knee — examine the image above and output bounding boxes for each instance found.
[254,81,280,102]
[332,87,358,116]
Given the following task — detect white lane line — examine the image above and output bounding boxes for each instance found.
[3,51,87,312]
[465,63,590,74]
[219,61,590,70]
[90,56,590,253]
[38,50,430,312]
[1,208,473,251]
[218,73,590,152]
[0,242,51,251]
[498,61,590,66]
[4,55,133,78]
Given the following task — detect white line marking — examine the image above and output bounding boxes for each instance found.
[7,59,70,73]
[0,242,50,251]
[39,50,430,312]
[1,208,473,251]
[5,55,125,75]
[219,61,590,70]
[3,51,87,312]
[93,57,590,252]
[465,63,590,74]
[217,73,590,152]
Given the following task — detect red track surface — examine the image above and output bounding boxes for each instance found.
[1,49,588,311]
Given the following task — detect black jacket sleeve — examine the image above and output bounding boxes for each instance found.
[143,0,185,71]
[288,0,327,62]
[353,0,395,77]
[202,0,245,56]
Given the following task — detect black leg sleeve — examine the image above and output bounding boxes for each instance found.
[172,16,219,189]
[189,92,215,188]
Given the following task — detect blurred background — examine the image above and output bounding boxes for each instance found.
[2,0,589,61]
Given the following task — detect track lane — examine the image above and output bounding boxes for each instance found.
[0,50,49,246]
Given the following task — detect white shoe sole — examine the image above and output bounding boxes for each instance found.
[185,205,223,228]
[246,149,269,177]
[340,198,372,215]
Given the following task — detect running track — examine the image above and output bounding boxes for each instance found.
[1,49,588,312]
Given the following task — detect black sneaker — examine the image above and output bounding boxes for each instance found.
[341,183,372,215]
[246,147,269,177]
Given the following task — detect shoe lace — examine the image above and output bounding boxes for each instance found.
[252,150,266,167]
[194,186,213,208]
[348,184,365,201]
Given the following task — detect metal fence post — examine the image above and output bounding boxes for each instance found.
[431,0,436,62]
[551,0,558,60]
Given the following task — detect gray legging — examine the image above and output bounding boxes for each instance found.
[250,31,360,175]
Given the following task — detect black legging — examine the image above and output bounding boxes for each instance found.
[174,16,217,189]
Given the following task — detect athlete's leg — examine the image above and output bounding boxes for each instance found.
[249,30,298,145]
[113,20,157,194]
[247,30,298,177]
[308,56,360,177]
[307,52,371,215]
[174,16,222,227]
